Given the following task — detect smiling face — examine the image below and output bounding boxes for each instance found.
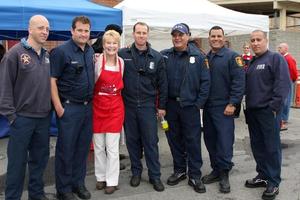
[103,35,119,56]
[172,31,189,51]
[208,29,225,53]
[133,24,148,49]
[28,15,50,46]
[71,21,90,48]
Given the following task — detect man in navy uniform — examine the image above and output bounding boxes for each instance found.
[0,15,51,200]
[50,16,94,200]
[161,23,210,194]
[118,22,167,192]
[244,30,290,200]
[202,26,245,193]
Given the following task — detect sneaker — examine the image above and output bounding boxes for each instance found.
[149,179,165,192]
[201,170,221,184]
[245,177,267,188]
[262,186,279,200]
[130,175,141,187]
[167,172,187,186]
[188,178,206,193]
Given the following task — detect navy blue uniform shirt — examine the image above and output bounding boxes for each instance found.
[119,43,168,109]
[206,47,245,107]
[50,39,94,103]
[161,44,210,109]
[246,50,290,112]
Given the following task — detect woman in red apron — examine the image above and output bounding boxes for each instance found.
[93,30,124,194]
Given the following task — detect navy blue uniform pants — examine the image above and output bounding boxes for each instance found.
[203,106,234,172]
[55,102,93,193]
[166,100,203,179]
[245,107,282,187]
[124,106,161,180]
[5,114,51,200]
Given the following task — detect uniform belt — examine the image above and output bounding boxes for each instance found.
[63,99,90,105]
[169,97,180,102]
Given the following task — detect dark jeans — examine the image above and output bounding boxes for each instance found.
[5,114,51,200]
[124,106,161,180]
[166,100,203,179]
[203,105,235,172]
[245,107,282,187]
[55,102,93,193]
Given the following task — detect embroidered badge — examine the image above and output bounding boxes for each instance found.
[235,56,244,67]
[21,54,31,65]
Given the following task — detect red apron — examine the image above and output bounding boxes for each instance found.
[93,57,124,133]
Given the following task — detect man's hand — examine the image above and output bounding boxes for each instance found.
[157,109,166,118]
[56,107,65,118]
[224,104,236,116]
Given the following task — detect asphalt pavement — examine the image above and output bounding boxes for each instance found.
[0,108,299,200]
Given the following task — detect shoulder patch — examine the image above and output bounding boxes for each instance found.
[204,58,209,69]
[235,56,244,67]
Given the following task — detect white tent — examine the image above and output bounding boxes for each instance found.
[115,0,269,49]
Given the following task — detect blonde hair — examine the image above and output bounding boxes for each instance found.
[102,30,120,46]
[243,41,250,48]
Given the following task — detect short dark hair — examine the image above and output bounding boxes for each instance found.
[72,16,91,30]
[133,22,149,32]
[209,26,224,36]
[251,29,267,38]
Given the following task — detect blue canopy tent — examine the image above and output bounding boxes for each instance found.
[0,0,122,137]
[0,0,122,40]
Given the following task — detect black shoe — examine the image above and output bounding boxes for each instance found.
[72,186,91,199]
[201,171,220,184]
[130,175,141,187]
[245,177,268,188]
[219,171,230,193]
[120,163,126,170]
[28,194,49,200]
[262,186,279,200]
[56,192,77,200]
[119,154,126,160]
[149,179,165,192]
[188,178,206,193]
[167,172,187,186]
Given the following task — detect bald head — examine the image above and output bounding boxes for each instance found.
[27,15,50,47]
[29,15,49,29]
[278,43,289,55]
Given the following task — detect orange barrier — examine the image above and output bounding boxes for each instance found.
[293,70,300,108]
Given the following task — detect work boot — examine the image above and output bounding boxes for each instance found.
[262,185,279,200]
[201,170,220,184]
[130,175,141,187]
[245,176,267,188]
[167,172,187,186]
[188,178,206,193]
[149,179,165,192]
[219,170,230,193]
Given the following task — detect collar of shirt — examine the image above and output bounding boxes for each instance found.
[70,39,91,53]
[21,37,47,57]
[207,46,226,58]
